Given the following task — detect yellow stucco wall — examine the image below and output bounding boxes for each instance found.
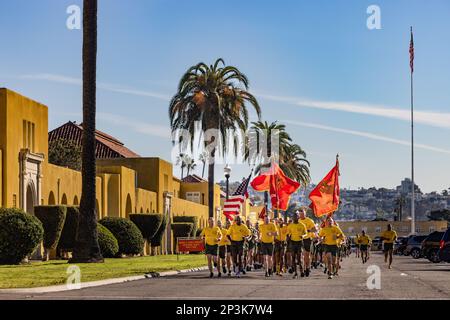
[0,88,48,207]
[337,220,448,238]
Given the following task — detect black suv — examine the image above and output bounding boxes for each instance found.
[439,228,450,263]
[421,231,445,263]
[405,235,427,258]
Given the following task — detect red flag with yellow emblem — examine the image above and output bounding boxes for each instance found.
[251,162,300,211]
[309,156,340,217]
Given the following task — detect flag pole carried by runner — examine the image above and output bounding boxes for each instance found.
[309,155,340,218]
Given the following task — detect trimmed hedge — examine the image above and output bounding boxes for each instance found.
[34,206,67,250]
[99,217,144,256]
[97,223,119,258]
[173,216,198,237]
[171,222,194,239]
[58,206,79,251]
[0,208,44,264]
[129,213,163,240]
[150,213,168,247]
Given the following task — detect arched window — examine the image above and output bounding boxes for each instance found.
[48,191,56,205]
[61,194,68,205]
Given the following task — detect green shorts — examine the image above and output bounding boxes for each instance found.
[383,243,394,252]
[274,241,286,254]
[261,242,274,256]
[324,244,338,257]
[288,240,303,254]
[205,244,218,256]
[303,239,312,253]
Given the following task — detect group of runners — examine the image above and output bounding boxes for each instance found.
[354,224,398,268]
[200,208,351,280]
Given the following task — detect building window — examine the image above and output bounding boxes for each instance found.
[12,194,17,208]
[22,120,36,152]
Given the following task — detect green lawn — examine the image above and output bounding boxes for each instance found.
[0,255,207,289]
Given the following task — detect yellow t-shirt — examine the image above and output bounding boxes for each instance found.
[287,222,307,241]
[227,223,251,241]
[200,226,222,246]
[319,226,344,245]
[276,225,288,241]
[300,217,316,239]
[381,230,397,243]
[359,235,371,245]
[219,227,231,246]
[260,223,278,244]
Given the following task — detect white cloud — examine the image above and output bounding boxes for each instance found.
[259,93,450,129]
[20,73,171,101]
[284,120,450,155]
[98,112,171,139]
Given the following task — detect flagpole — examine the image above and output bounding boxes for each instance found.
[410,26,416,235]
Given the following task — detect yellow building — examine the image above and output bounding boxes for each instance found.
[0,88,221,257]
[337,220,448,239]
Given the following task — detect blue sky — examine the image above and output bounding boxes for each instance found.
[1,0,450,193]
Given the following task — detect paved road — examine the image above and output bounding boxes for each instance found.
[1,252,450,300]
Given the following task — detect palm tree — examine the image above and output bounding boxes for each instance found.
[170,58,261,218]
[281,143,310,186]
[198,151,208,178]
[70,0,103,263]
[176,153,187,178]
[186,158,197,176]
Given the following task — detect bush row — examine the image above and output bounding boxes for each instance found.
[0,205,200,264]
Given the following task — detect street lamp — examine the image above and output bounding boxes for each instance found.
[224,164,231,201]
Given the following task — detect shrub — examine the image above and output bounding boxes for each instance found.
[58,206,79,251]
[150,213,168,247]
[171,222,194,239]
[173,216,198,237]
[34,206,67,250]
[0,208,44,264]
[97,223,119,258]
[129,213,163,241]
[99,217,144,256]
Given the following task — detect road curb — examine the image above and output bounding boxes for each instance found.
[0,266,208,294]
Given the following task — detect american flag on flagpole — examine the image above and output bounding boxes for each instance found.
[410,27,414,73]
[223,173,252,220]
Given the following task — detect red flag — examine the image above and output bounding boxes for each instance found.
[251,162,300,211]
[258,206,266,220]
[309,156,340,217]
[409,27,414,73]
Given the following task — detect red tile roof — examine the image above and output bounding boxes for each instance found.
[181,174,207,183]
[48,121,140,159]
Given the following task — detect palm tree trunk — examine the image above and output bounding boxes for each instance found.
[70,0,103,263]
[208,149,216,218]
[202,161,206,178]
[181,167,184,179]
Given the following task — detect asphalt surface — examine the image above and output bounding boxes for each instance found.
[1,252,450,300]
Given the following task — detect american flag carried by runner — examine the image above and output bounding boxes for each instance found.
[223,173,252,220]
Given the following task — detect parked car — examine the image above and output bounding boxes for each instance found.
[394,237,409,255]
[371,237,383,251]
[421,231,445,263]
[439,228,450,263]
[404,235,427,258]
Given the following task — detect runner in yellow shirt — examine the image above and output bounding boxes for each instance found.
[358,230,371,264]
[200,218,222,278]
[274,218,288,276]
[381,224,398,269]
[318,217,345,279]
[217,219,232,277]
[299,208,317,277]
[227,216,251,277]
[259,215,279,277]
[286,212,307,279]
